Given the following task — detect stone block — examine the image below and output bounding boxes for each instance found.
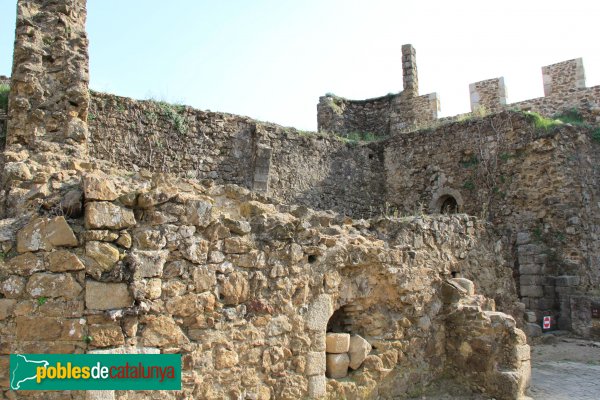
[308,375,326,398]
[0,299,16,320]
[129,250,169,278]
[47,250,85,272]
[86,281,133,310]
[26,273,82,300]
[326,353,349,379]
[555,286,576,295]
[520,285,543,298]
[516,232,530,245]
[305,352,326,376]
[448,278,475,295]
[83,173,118,201]
[86,241,120,271]
[519,264,542,275]
[523,322,542,338]
[555,275,580,287]
[306,294,333,331]
[326,333,350,353]
[348,334,372,369]
[514,344,531,361]
[524,311,536,323]
[519,275,544,286]
[85,202,136,230]
[17,217,78,253]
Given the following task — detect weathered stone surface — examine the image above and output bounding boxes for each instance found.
[85,202,136,230]
[0,276,26,298]
[86,281,133,310]
[326,353,350,379]
[16,316,63,341]
[448,278,475,295]
[142,315,189,347]
[223,237,252,254]
[83,173,118,201]
[219,271,249,305]
[88,324,125,348]
[348,334,372,369]
[185,199,213,227]
[308,375,326,398]
[305,352,326,376]
[179,237,209,264]
[223,217,251,235]
[306,294,333,331]
[129,250,169,278]
[7,252,44,275]
[0,299,17,320]
[82,230,119,242]
[326,332,350,353]
[215,346,239,370]
[17,217,78,252]
[46,250,85,272]
[86,241,120,271]
[524,322,542,338]
[192,266,217,292]
[117,232,132,248]
[26,273,82,299]
[138,186,178,208]
[132,228,166,250]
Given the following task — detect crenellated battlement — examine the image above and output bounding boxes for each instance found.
[318,46,600,136]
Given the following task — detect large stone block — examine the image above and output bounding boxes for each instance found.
[305,352,326,376]
[308,375,326,398]
[326,353,349,379]
[85,202,136,230]
[306,294,333,331]
[326,333,350,353]
[555,275,580,287]
[47,250,85,272]
[17,217,78,253]
[0,299,17,320]
[520,285,543,298]
[348,334,372,369]
[523,322,542,338]
[83,173,118,201]
[26,273,82,300]
[86,281,133,310]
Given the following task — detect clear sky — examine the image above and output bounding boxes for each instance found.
[1,1,599,130]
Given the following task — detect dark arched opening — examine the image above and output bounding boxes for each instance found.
[440,195,458,214]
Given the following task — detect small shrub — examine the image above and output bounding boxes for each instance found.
[37,297,48,306]
[524,111,561,131]
[463,180,475,191]
[83,335,93,344]
[157,101,188,135]
[0,84,9,110]
[554,108,585,126]
[499,153,514,161]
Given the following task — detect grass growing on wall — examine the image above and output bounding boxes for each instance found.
[0,84,9,110]
[156,101,188,135]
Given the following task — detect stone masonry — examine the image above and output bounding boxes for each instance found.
[0,1,532,399]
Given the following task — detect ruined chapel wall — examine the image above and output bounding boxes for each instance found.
[89,92,386,218]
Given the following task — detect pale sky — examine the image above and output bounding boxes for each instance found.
[1,1,599,130]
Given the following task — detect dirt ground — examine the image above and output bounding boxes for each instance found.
[410,333,600,400]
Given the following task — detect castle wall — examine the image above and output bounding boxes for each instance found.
[89,93,386,219]
[382,111,600,331]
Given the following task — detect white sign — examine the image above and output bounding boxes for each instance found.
[542,316,551,330]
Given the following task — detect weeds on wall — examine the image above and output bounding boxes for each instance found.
[592,128,600,143]
[156,101,188,135]
[0,84,9,110]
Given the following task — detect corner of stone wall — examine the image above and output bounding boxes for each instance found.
[443,278,530,400]
[542,58,586,97]
[470,77,507,114]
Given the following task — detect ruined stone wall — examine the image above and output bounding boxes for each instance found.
[382,111,600,331]
[316,94,394,137]
[0,170,526,399]
[88,93,386,219]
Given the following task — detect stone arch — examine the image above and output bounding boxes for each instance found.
[430,188,464,214]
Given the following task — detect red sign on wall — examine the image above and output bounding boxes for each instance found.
[542,316,552,330]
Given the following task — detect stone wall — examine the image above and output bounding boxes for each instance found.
[382,111,600,331]
[0,170,527,399]
[88,93,386,219]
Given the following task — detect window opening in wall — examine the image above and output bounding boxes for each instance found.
[440,195,458,214]
[325,305,372,379]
